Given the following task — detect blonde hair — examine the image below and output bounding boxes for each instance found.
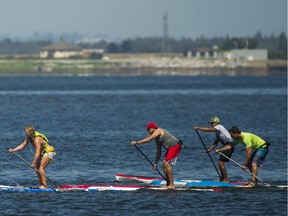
[25,126,35,137]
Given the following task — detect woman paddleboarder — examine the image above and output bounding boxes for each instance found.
[8,126,56,189]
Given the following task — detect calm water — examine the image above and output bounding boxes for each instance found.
[0,72,287,215]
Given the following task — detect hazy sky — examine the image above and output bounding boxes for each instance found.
[0,0,287,40]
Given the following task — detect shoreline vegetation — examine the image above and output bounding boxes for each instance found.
[0,54,286,76]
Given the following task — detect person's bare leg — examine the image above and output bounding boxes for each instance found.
[218,160,229,182]
[162,162,170,186]
[37,156,51,188]
[163,162,174,188]
[251,162,258,185]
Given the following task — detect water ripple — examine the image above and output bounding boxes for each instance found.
[0,88,286,96]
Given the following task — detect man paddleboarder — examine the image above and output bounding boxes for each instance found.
[193,117,234,182]
[131,122,182,189]
[216,126,269,186]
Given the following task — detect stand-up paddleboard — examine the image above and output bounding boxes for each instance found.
[60,185,90,191]
[61,184,143,192]
[0,184,216,192]
[151,179,252,188]
[85,185,145,192]
[115,174,250,188]
[86,185,216,192]
[1,183,284,193]
[62,184,217,192]
[116,173,163,184]
[0,185,56,193]
[115,174,288,189]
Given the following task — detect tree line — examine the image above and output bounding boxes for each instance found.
[0,31,286,59]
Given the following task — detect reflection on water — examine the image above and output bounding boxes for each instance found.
[0,88,286,96]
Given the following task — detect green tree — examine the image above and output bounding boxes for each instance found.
[278,32,287,51]
[121,40,133,53]
[107,42,119,53]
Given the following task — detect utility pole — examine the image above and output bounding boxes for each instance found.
[161,12,169,53]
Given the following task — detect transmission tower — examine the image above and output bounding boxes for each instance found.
[161,12,169,53]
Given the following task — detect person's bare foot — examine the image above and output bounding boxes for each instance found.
[247,182,256,187]
[220,179,229,182]
[163,185,175,189]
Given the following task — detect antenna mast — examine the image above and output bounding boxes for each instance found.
[162,12,169,53]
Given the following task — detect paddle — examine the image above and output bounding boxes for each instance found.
[195,129,221,179]
[133,144,167,181]
[218,152,269,186]
[7,149,61,190]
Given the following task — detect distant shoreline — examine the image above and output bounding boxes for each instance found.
[0,56,286,76]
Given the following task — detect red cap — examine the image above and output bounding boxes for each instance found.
[146,122,158,130]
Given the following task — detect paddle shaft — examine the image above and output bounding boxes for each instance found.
[133,144,167,181]
[218,152,265,183]
[8,149,61,189]
[195,130,221,179]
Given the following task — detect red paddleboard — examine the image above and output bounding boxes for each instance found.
[115,173,163,183]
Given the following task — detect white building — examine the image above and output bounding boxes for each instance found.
[223,49,268,61]
[40,40,82,59]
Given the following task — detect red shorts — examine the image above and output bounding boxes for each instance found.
[164,143,182,165]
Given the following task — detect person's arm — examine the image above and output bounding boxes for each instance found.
[207,141,219,152]
[241,147,252,170]
[193,126,216,132]
[208,145,217,152]
[131,128,162,145]
[30,137,42,168]
[8,138,29,152]
[153,141,162,169]
[215,143,234,153]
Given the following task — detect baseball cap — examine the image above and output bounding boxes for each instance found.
[208,117,220,123]
[146,122,158,130]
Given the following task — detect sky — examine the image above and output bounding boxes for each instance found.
[0,0,287,40]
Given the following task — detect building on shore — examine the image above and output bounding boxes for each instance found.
[185,47,219,58]
[40,40,104,59]
[223,49,268,61]
[40,40,82,59]
[82,49,104,59]
[184,47,267,61]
